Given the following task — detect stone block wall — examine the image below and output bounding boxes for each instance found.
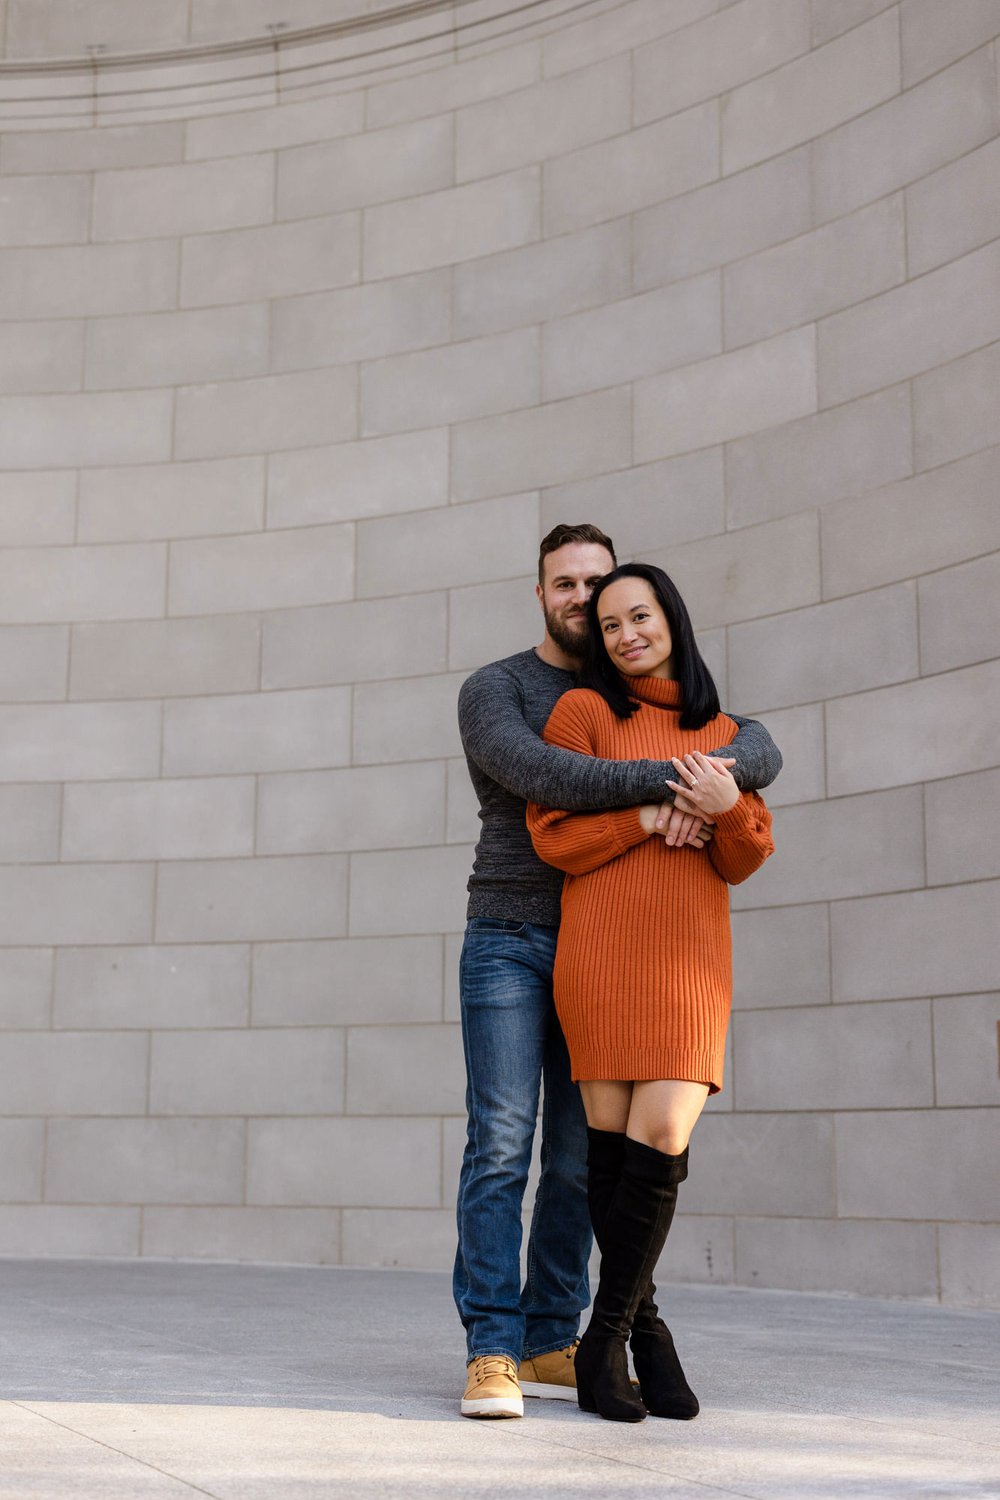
[0,0,996,1304]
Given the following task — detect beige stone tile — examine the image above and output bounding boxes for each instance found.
[180,213,360,307]
[277,114,452,218]
[0,392,173,470]
[5,0,187,55]
[252,936,442,1026]
[912,339,1000,472]
[0,240,178,320]
[837,1108,999,1219]
[919,553,1000,677]
[726,386,912,528]
[156,854,348,943]
[78,457,265,543]
[1,122,183,173]
[142,1206,341,1264]
[683,1112,835,1215]
[649,511,820,631]
[0,541,165,625]
[0,701,160,780]
[163,686,350,776]
[367,38,539,128]
[452,389,632,501]
[247,1116,440,1207]
[349,845,473,936]
[93,155,273,240]
[831,881,1000,1001]
[814,47,997,223]
[734,786,925,909]
[454,220,630,341]
[739,703,825,808]
[71,614,259,701]
[447,576,538,674]
[0,319,84,395]
[0,1032,147,1116]
[352,672,464,765]
[446,756,481,844]
[54,945,250,1030]
[732,902,830,1008]
[257,761,445,854]
[939,1223,1000,1307]
[0,950,53,1030]
[364,168,540,280]
[346,1023,465,1115]
[734,998,933,1110]
[262,592,447,689]
[150,1029,344,1116]
[933,992,1000,1108]
[0,863,154,946]
[901,0,1000,84]
[542,0,718,77]
[722,9,899,174]
[174,366,357,461]
[0,625,69,702]
[0,785,59,862]
[169,522,353,616]
[85,304,269,391]
[362,328,539,437]
[907,136,1000,279]
[634,0,811,123]
[186,91,363,159]
[925,767,1000,886]
[457,54,630,182]
[46,1118,245,1205]
[0,1205,139,1257]
[268,428,448,529]
[342,1208,455,1269]
[821,446,1000,600]
[724,196,906,349]
[811,0,895,45]
[728,582,919,711]
[357,493,538,599]
[543,103,719,237]
[271,270,450,371]
[735,1217,938,1297]
[0,471,76,547]
[827,659,1000,796]
[62,777,255,862]
[0,1120,44,1199]
[544,275,721,402]
[634,148,811,291]
[542,448,725,560]
[635,327,817,463]
[662,1214,735,1286]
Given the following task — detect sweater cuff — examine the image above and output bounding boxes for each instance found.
[712,795,756,838]
[607,806,649,855]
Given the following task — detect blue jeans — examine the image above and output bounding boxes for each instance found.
[453,917,592,1364]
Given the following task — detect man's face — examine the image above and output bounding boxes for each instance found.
[536,542,616,658]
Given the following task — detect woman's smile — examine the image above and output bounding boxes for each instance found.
[598,577,675,678]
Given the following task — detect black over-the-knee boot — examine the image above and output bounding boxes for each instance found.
[585,1128,699,1421]
[576,1137,687,1421]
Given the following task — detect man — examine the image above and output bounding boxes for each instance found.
[454,524,782,1418]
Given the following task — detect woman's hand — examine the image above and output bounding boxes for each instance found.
[666,752,739,816]
[639,802,715,847]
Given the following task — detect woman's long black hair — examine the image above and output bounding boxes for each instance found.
[579,562,721,730]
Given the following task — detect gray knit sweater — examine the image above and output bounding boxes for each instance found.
[459,648,782,925]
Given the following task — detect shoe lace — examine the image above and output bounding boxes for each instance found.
[472,1355,516,1384]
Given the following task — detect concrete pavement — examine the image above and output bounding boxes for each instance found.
[0,1259,996,1498]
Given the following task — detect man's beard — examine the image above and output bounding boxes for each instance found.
[544,605,588,659]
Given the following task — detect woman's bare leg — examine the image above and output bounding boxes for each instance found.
[627,1080,709,1155]
[579,1079,633,1134]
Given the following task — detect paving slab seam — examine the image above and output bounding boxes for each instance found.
[501,1423,762,1500]
[9,1399,225,1500]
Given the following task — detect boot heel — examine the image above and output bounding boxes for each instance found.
[575,1375,597,1414]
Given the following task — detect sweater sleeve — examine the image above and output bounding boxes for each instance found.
[526,695,652,874]
[706,792,774,885]
[459,664,781,811]
[710,714,783,791]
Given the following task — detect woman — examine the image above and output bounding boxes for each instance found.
[526,562,774,1424]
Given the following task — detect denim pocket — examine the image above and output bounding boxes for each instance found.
[467,917,527,934]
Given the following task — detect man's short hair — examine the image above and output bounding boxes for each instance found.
[538,523,616,584]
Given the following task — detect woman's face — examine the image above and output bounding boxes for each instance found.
[596,577,675,679]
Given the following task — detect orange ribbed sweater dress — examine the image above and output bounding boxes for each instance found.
[526,676,774,1092]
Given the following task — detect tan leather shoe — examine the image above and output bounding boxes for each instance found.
[519,1342,579,1401]
[460,1355,523,1418]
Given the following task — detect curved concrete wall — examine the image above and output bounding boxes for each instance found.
[0,0,996,1304]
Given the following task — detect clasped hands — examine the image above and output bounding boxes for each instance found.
[639,752,740,849]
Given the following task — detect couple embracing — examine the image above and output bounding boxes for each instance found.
[454,523,779,1424]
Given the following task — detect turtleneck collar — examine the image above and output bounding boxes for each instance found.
[619,673,682,707]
